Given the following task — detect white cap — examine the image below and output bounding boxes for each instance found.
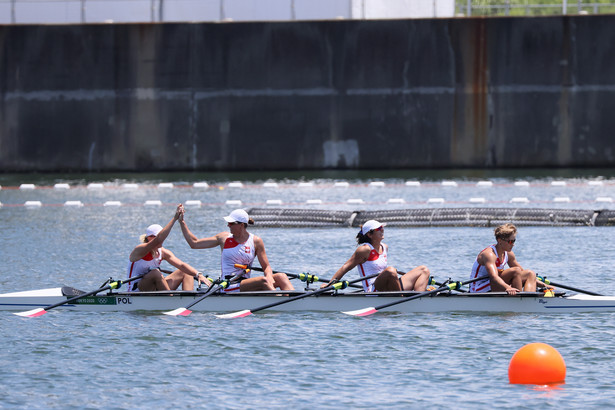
[360,220,386,235]
[145,224,163,237]
[223,209,249,224]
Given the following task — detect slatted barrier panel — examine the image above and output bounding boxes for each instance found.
[249,208,600,228]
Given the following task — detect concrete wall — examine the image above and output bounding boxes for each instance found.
[1,15,615,172]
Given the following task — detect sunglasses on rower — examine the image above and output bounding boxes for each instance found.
[502,238,516,244]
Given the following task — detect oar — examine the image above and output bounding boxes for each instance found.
[342,275,489,317]
[235,264,363,289]
[216,272,382,319]
[163,274,243,316]
[14,273,148,318]
[537,275,602,296]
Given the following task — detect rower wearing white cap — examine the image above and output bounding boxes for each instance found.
[127,207,210,292]
[177,206,294,292]
[322,220,430,292]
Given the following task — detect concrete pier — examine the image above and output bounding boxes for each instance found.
[1,15,614,171]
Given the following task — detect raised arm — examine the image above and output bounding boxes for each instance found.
[129,207,180,262]
[177,204,228,249]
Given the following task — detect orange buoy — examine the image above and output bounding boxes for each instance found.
[508,343,566,385]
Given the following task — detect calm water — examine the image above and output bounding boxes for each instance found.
[2,171,615,409]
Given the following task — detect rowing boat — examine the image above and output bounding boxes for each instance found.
[2,286,615,314]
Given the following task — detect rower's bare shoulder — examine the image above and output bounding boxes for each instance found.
[477,248,496,263]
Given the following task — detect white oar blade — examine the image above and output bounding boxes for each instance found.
[215,310,253,319]
[13,308,47,318]
[342,307,377,317]
[162,308,192,317]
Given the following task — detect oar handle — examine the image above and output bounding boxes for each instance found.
[537,276,602,296]
[249,272,382,314]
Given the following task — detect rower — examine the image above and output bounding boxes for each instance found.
[177,206,294,292]
[322,220,430,292]
[469,223,545,295]
[127,208,211,292]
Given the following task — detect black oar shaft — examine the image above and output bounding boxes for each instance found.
[183,283,223,310]
[246,266,363,289]
[371,276,488,312]
[540,277,602,296]
[250,272,380,314]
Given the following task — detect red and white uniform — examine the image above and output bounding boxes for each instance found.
[469,245,508,293]
[356,243,388,292]
[220,234,256,292]
[126,249,164,292]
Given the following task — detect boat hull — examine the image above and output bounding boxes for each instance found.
[2,287,615,314]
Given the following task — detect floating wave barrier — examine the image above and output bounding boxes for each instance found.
[248,208,615,227]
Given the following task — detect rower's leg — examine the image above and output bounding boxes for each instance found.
[180,272,195,291]
[138,269,171,291]
[496,267,524,291]
[272,273,295,290]
[400,265,430,291]
[164,270,189,290]
[240,276,275,291]
[521,269,537,291]
[374,267,401,291]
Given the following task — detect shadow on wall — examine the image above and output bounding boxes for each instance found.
[323,139,360,168]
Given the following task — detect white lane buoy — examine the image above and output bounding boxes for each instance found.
[144,200,162,206]
[193,182,209,188]
[87,183,104,190]
[306,199,323,205]
[228,182,244,188]
[24,201,42,207]
[510,197,530,203]
[369,181,385,187]
[553,197,571,203]
[334,181,349,188]
[347,198,364,204]
[157,183,174,189]
[427,198,445,203]
[441,181,458,187]
[476,181,493,187]
[122,183,139,190]
[387,198,405,204]
[225,200,242,206]
[263,182,279,188]
[405,181,421,187]
[470,197,486,203]
[103,201,122,207]
[514,181,530,187]
[266,199,283,205]
[184,200,202,207]
[54,183,70,190]
[64,201,84,207]
[19,184,36,190]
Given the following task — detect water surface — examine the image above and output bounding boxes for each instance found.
[1,171,615,408]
